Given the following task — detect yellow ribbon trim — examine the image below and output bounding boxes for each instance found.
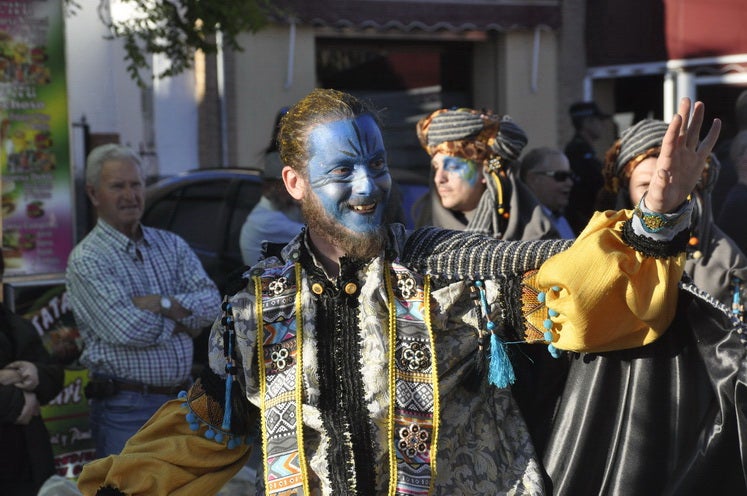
[293,263,309,495]
[385,267,439,495]
[255,264,310,496]
[424,274,439,494]
[385,266,398,496]
[254,275,269,492]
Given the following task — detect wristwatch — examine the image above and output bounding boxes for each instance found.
[160,296,172,313]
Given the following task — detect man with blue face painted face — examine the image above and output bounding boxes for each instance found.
[287,111,392,266]
[79,90,727,496]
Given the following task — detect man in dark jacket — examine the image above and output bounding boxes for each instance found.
[0,251,64,495]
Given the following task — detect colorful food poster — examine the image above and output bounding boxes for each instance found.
[0,0,73,276]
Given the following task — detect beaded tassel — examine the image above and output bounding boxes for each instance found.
[221,298,237,435]
[474,280,515,388]
[539,287,562,358]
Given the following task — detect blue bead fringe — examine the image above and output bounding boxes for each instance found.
[179,390,252,449]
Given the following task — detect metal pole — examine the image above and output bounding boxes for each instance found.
[216,29,228,167]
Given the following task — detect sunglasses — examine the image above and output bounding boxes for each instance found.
[531,170,577,182]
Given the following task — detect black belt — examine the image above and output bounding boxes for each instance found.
[113,380,190,396]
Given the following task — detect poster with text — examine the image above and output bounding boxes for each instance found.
[0,0,73,276]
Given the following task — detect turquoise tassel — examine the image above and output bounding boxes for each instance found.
[488,333,516,388]
[221,297,235,433]
[222,373,233,430]
[474,279,516,388]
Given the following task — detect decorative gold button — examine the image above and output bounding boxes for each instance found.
[344,282,357,295]
[312,283,324,295]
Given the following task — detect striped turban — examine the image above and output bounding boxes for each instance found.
[416,108,528,167]
[601,119,721,265]
[603,119,668,193]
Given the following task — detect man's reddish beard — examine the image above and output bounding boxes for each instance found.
[300,190,387,260]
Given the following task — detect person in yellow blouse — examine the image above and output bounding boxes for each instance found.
[77,91,724,496]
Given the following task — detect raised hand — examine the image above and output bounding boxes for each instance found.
[644,98,721,214]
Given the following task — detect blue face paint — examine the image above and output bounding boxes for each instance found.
[441,155,480,187]
[306,114,391,233]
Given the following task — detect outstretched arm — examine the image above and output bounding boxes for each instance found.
[645,98,721,214]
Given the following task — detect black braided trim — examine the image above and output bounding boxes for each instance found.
[306,246,377,495]
[96,486,127,496]
[621,219,689,259]
[196,367,259,437]
[402,227,570,284]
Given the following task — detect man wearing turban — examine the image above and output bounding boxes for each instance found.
[414,108,560,241]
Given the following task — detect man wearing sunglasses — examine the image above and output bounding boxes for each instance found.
[520,147,577,239]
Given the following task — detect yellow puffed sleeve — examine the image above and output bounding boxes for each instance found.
[531,209,685,352]
[78,397,252,496]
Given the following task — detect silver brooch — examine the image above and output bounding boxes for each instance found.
[398,423,429,459]
[268,276,288,296]
[397,274,416,299]
[269,345,292,372]
[397,341,431,372]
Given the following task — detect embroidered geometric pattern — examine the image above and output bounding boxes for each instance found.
[263,318,297,347]
[267,450,302,480]
[396,455,434,495]
[265,401,298,439]
[265,370,295,399]
[257,263,308,496]
[266,450,304,495]
[395,297,426,322]
[390,264,439,496]
[396,379,435,412]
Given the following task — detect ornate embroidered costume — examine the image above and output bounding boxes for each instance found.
[78,206,691,496]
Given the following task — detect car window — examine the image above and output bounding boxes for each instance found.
[143,195,178,231]
[168,179,231,254]
[224,179,263,262]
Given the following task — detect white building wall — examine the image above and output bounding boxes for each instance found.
[232,25,317,168]
[502,29,559,150]
[152,55,199,174]
[64,3,198,177]
[473,29,559,151]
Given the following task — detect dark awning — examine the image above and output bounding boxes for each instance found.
[586,0,666,67]
[274,0,561,33]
